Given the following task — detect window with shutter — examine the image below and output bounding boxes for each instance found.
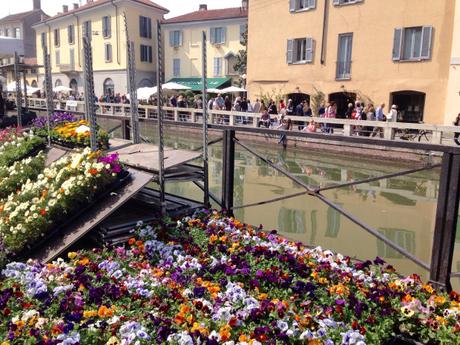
[68,25,74,44]
[306,37,313,62]
[41,32,46,48]
[392,28,402,61]
[333,0,363,5]
[291,0,316,12]
[103,16,111,38]
[210,27,225,45]
[287,39,294,64]
[420,26,433,60]
[395,26,433,62]
[55,51,60,65]
[173,59,180,77]
[54,29,60,47]
[214,57,222,76]
[105,44,112,62]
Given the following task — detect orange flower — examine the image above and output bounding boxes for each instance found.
[219,325,231,341]
[40,209,46,216]
[128,238,136,246]
[98,305,115,318]
[78,257,90,266]
[83,310,97,318]
[89,168,98,175]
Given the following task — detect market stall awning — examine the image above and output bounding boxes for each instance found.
[167,77,231,92]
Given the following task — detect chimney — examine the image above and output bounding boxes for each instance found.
[73,3,79,10]
[63,5,69,13]
[33,0,41,10]
[199,4,207,11]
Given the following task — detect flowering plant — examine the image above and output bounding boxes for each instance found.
[31,112,78,129]
[0,151,45,199]
[32,115,110,150]
[0,148,122,265]
[0,130,46,167]
[0,212,459,344]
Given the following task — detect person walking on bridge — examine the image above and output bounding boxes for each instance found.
[453,113,460,145]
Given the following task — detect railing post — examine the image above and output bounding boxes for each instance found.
[343,123,352,136]
[222,129,235,214]
[229,112,235,126]
[431,130,442,145]
[429,153,460,291]
[191,110,196,123]
[174,109,179,122]
[384,126,395,140]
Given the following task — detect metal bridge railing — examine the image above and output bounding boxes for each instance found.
[214,127,460,292]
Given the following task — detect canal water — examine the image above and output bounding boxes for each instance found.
[102,120,460,290]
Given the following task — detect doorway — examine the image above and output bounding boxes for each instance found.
[329,92,356,118]
[390,91,425,123]
[287,92,310,110]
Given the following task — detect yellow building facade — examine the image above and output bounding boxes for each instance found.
[163,4,248,88]
[247,0,460,125]
[33,0,168,97]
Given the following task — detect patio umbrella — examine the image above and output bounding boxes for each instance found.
[6,82,41,94]
[53,85,73,93]
[221,86,247,94]
[136,87,156,100]
[161,82,191,91]
[206,88,222,94]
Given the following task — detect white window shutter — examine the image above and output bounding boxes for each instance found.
[179,31,183,46]
[287,39,294,64]
[289,0,296,12]
[392,28,403,61]
[169,31,174,47]
[309,0,317,9]
[421,26,433,60]
[306,37,313,62]
[332,0,341,5]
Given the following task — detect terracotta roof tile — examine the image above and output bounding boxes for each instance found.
[164,7,248,24]
[0,10,45,24]
[41,0,168,23]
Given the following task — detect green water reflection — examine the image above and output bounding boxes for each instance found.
[101,120,460,290]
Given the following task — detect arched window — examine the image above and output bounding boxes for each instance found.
[103,78,114,96]
[69,79,78,93]
[55,79,62,87]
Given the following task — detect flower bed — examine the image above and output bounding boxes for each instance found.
[0,151,46,199]
[0,148,123,266]
[32,113,110,150]
[0,129,46,167]
[0,212,459,345]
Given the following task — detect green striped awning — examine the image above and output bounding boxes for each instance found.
[167,77,231,91]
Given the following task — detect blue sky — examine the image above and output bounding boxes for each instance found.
[0,0,243,19]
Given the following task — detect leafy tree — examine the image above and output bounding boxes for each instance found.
[233,25,248,79]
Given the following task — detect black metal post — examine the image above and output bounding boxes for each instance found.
[222,129,235,214]
[156,20,166,215]
[202,30,210,208]
[429,153,460,291]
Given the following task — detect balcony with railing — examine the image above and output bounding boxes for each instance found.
[336,60,352,80]
[59,63,78,75]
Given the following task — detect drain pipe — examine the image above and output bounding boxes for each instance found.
[110,0,121,65]
[72,13,81,67]
[320,0,329,65]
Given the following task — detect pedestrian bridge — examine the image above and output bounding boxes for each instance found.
[18,97,460,146]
